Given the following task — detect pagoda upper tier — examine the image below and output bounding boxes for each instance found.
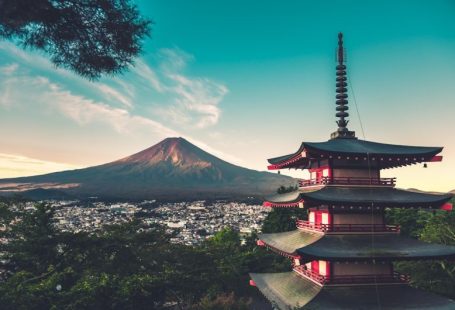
[267,138,443,170]
[257,230,455,261]
[264,187,452,209]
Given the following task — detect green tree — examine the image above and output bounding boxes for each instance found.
[393,210,455,299]
[0,203,237,309]
[261,185,307,233]
[420,210,455,246]
[0,0,151,79]
[1,203,60,275]
[193,292,251,310]
[277,185,298,194]
[385,208,429,238]
[262,208,307,233]
[0,203,288,309]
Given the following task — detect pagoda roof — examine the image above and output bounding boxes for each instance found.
[259,230,323,254]
[258,230,455,261]
[267,138,442,169]
[250,272,455,309]
[265,186,452,208]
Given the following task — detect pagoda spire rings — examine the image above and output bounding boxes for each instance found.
[331,32,356,139]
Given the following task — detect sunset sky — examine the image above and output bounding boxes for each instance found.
[1,0,454,191]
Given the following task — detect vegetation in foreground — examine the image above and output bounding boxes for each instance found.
[0,201,286,310]
[0,196,454,309]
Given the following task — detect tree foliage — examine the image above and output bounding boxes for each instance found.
[385,208,429,238]
[0,0,151,79]
[388,208,455,299]
[10,199,455,307]
[0,203,281,309]
[277,185,298,194]
[261,208,307,233]
[261,185,307,233]
[192,292,251,310]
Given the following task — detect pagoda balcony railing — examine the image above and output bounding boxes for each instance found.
[293,265,327,285]
[293,266,409,286]
[298,176,396,187]
[296,220,400,233]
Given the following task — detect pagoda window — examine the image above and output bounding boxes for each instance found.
[321,212,330,225]
[304,260,330,278]
[309,209,332,225]
[309,211,315,223]
[309,166,331,183]
[305,261,312,270]
[293,258,301,266]
[319,260,330,278]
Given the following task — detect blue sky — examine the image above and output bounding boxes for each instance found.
[1,0,454,191]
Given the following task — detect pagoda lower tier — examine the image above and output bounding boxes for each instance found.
[257,230,455,261]
[249,272,455,309]
[263,186,452,209]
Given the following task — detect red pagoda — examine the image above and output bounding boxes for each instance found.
[249,33,455,309]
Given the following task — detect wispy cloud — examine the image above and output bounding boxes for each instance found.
[0,42,136,109]
[149,48,228,128]
[0,63,18,75]
[0,43,58,73]
[0,43,239,169]
[94,83,133,108]
[42,82,240,162]
[132,59,164,92]
[0,64,20,107]
[159,48,194,72]
[168,73,227,128]
[0,42,228,128]
[31,76,180,137]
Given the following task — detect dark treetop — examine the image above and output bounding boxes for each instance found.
[0,0,151,79]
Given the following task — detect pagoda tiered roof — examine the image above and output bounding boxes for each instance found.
[259,229,322,255]
[250,272,455,309]
[267,138,443,170]
[258,230,455,261]
[252,33,455,308]
[264,186,452,209]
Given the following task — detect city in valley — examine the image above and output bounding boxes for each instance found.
[15,200,270,246]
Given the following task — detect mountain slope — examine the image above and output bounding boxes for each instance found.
[0,138,295,200]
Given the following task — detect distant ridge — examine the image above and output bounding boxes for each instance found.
[0,138,295,200]
[406,188,453,195]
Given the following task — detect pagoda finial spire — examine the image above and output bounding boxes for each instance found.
[331,32,356,139]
